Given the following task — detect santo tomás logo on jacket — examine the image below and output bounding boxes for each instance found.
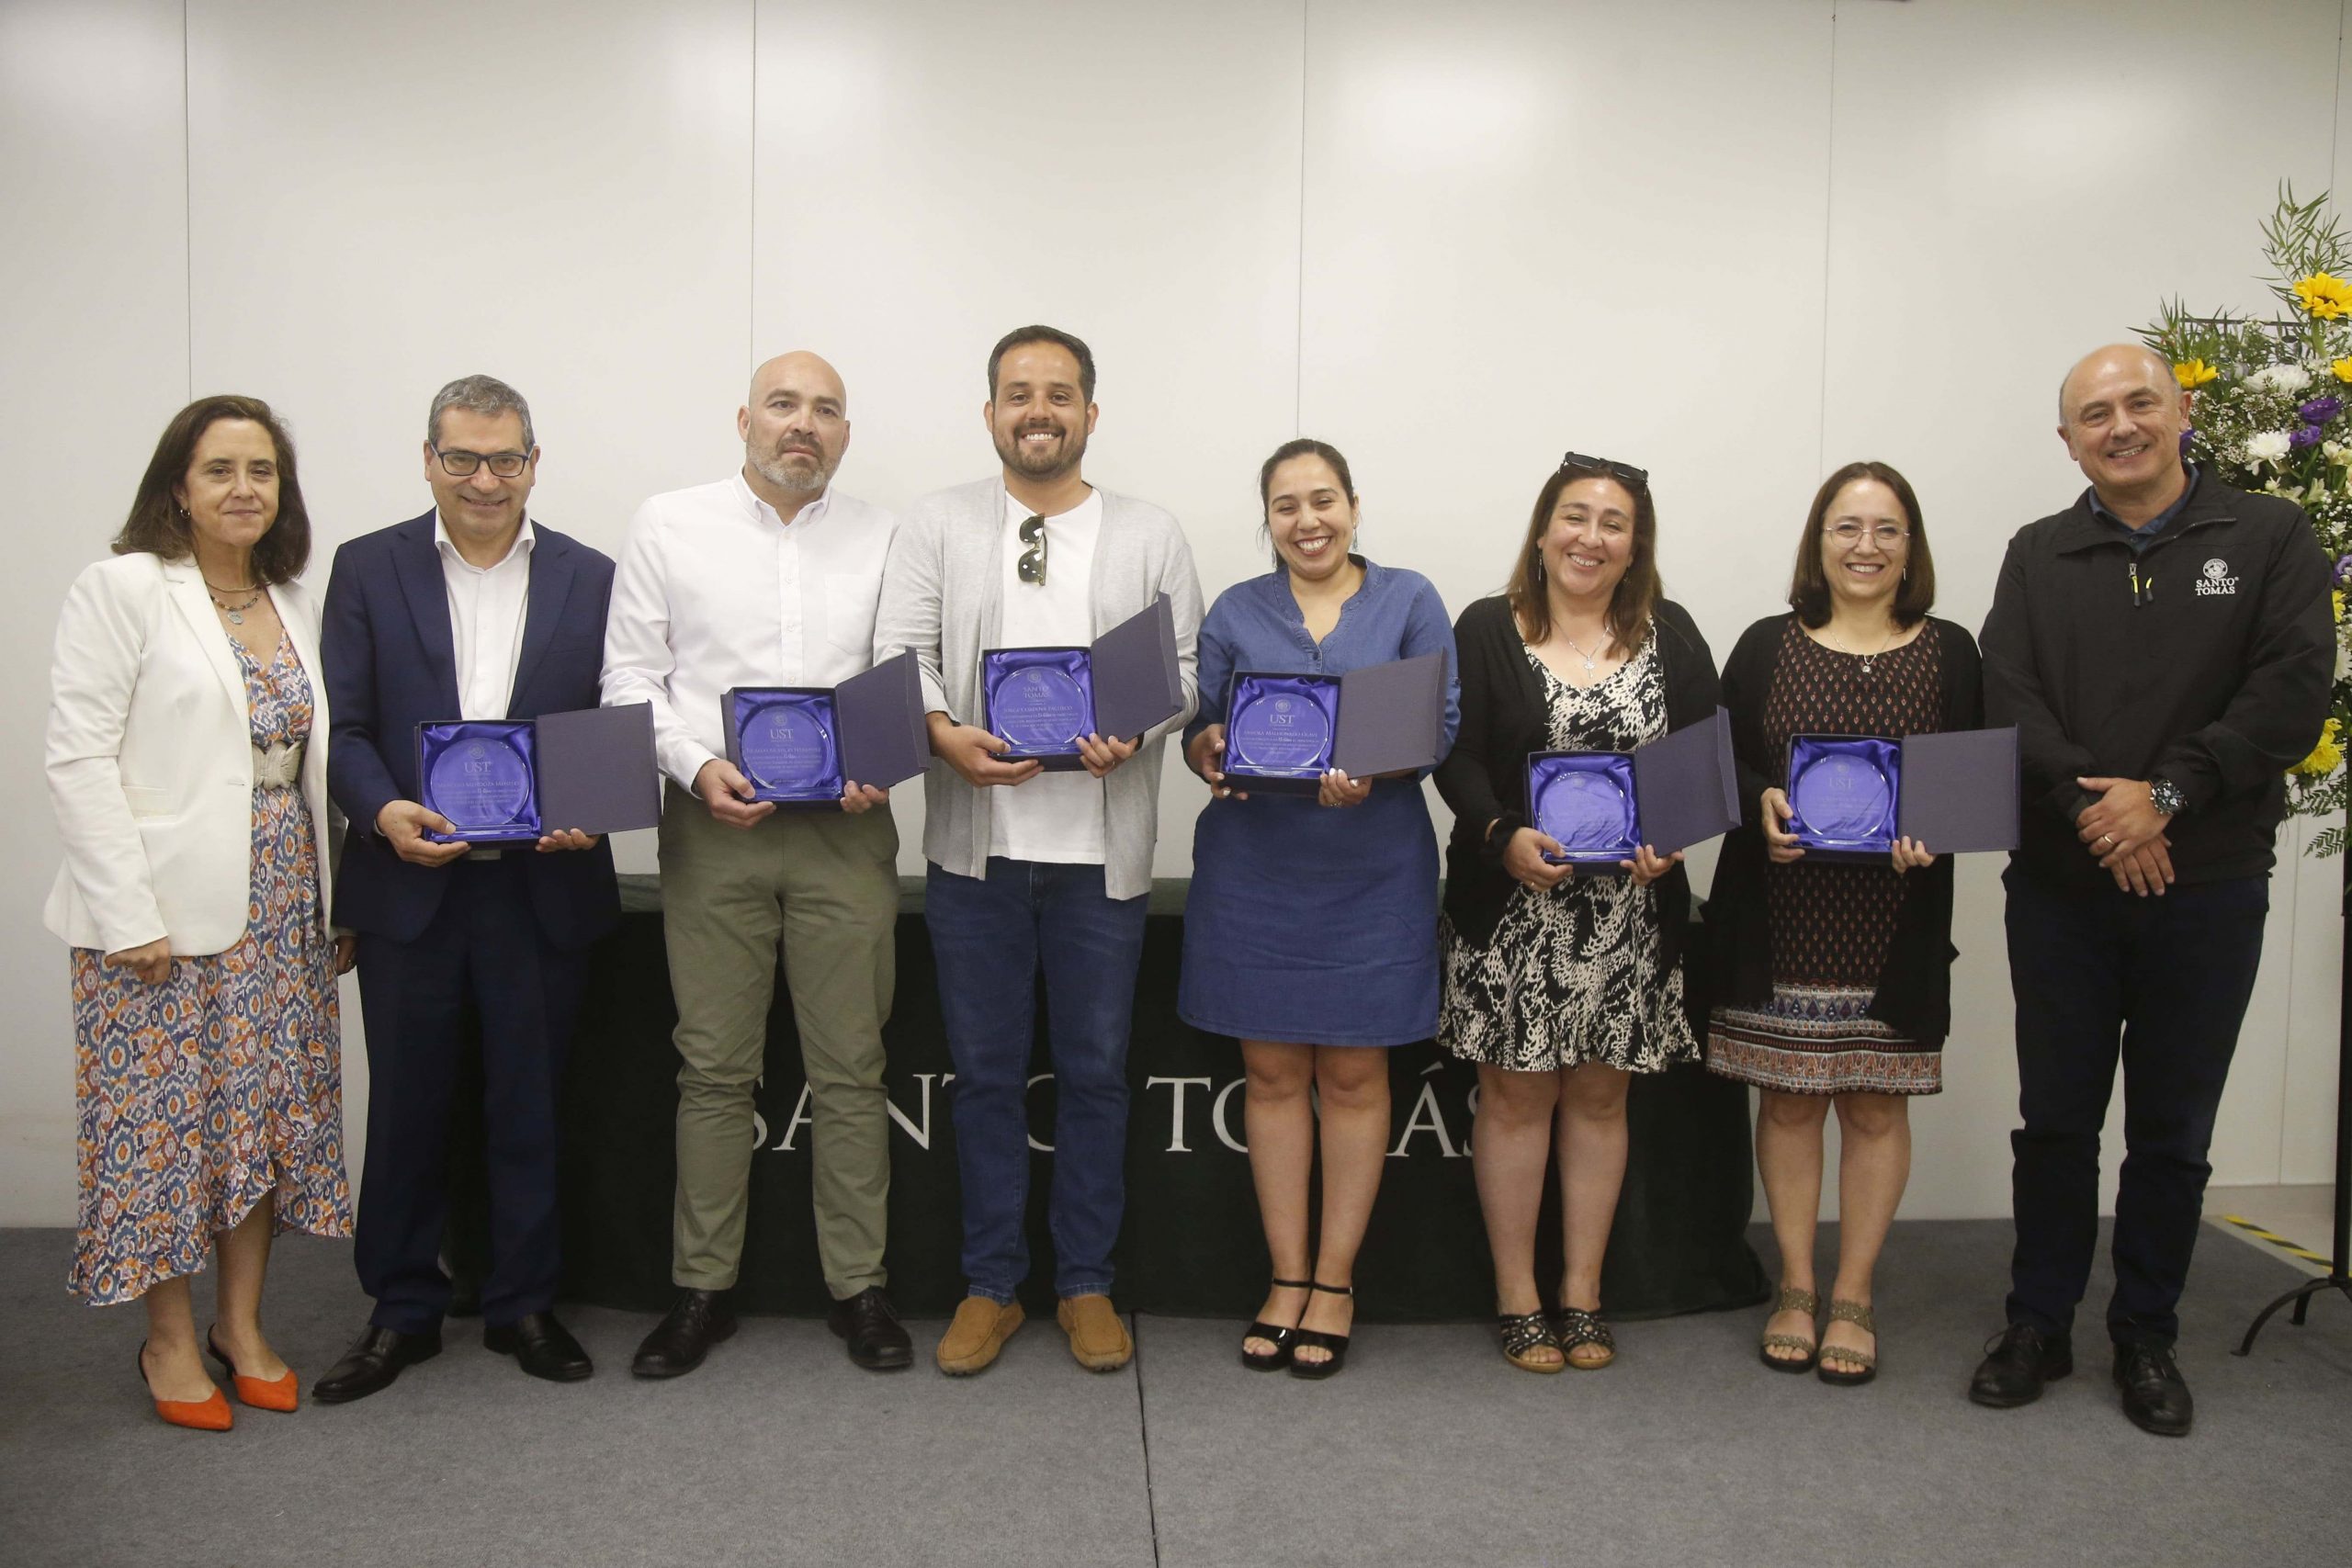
[2194,557,2240,597]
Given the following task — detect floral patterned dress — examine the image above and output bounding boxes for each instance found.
[68,633,351,1304]
[1439,638,1696,1073]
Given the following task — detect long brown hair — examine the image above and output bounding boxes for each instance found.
[112,395,312,585]
[1505,460,1660,653]
[1788,460,1935,628]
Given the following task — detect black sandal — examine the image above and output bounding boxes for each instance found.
[1240,1278,1310,1371]
[1288,1281,1353,1381]
[1498,1310,1565,1374]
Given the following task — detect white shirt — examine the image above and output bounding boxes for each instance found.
[989,487,1107,864]
[434,514,536,721]
[603,472,899,791]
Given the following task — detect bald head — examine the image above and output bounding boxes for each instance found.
[749,350,846,412]
[740,350,850,503]
[2058,343,2177,426]
[2054,342,2189,509]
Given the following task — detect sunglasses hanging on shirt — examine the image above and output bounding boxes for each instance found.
[1017,513,1047,585]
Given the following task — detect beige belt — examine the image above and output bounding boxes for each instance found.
[252,740,304,790]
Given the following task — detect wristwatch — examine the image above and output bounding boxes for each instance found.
[2149,775,2186,818]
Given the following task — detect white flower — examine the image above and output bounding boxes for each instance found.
[2248,431,2294,463]
[2277,364,2313,392]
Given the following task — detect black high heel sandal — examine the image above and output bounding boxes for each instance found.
[1288,1281,1353,1381]
[1240,1279,1310,1371]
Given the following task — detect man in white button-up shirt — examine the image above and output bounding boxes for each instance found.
[603,352,910,1376]
[318,376,618,1402]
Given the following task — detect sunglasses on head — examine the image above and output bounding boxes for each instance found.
[1559,451,1649,490]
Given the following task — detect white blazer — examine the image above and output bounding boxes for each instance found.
[44,552,334,956]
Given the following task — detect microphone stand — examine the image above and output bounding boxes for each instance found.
[2235,833,2352,1354]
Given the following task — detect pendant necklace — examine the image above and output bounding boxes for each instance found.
[1561,632,1605,677]
[207,579,262,626]
[1828,622,1895,675]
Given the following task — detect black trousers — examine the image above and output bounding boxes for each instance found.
[2001,867,2268,1348]
[354,855,587,1334]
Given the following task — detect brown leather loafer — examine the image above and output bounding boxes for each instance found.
[936,1296,1024,1376]
[1057,1293,1133,1372]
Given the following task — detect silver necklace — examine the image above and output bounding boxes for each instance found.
[206,579,263,626]
[1826,622,1896,675]
[1560,631,1609,676]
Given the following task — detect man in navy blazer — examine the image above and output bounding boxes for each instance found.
[315,376,620,1402]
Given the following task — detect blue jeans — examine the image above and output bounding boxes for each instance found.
[2002,868,2269,1348]
[924,858,1148,1303]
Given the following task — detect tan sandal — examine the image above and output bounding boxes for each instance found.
[1758,1285,1820,1374]
[1817,1299,1877,1387]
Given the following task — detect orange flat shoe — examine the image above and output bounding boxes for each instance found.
[207,1329,300,1412]
[140,1343,232,1432]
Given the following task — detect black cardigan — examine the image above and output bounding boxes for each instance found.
[1704,613,1984,1047]
[1434,594,1721,964]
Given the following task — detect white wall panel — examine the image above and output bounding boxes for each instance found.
[749,0,1308,877]
[1821,0,2345,1219]
[0,0,190,1224]
[1297,0,1838,660]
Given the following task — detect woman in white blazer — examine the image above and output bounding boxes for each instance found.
[46,395,353,1431]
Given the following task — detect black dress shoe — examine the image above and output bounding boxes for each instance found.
[631,1289,737,1379]
[313,1325,444,1404]
[2113,1342,2194,1437]
[484,1311,594,1382]
[828,1286,913,1371]
[1968,1323,2073,1407]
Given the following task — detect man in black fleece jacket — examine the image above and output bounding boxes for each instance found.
[1971,343,2332,1437]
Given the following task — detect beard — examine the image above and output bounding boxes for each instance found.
[994,421,1087,480]
[751,443,836,494]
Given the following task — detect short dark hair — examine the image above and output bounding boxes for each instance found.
[988,324,1096,404]
[1788,460,1936,628]
[1506,458,1659,655]
[112,395,312,586]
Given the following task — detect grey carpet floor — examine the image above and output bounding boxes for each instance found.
[2,1219,2346,1567]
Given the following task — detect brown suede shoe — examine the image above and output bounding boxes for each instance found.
[1057,1294,1133,1371]
[935,1296,1024,1376]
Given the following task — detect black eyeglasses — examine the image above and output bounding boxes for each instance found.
[1017,513,1047,585]
[434,446,531,479]
[1560,451,1649,490]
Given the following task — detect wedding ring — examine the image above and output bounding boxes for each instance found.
[2100,831,2116,847]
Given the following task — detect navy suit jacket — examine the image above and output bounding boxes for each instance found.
[323,512,622,949]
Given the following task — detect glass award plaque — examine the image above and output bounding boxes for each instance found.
[729,689,844,804]
[1788,735,1900,854]
[1224,672,1340,788]
[417,720,542,843]
[982,647,1095,763]
[1526,751,1640,866]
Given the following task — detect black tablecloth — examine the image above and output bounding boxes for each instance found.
[449,875,1766,1322]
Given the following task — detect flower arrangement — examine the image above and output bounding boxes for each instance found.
[2143,186,2352,855]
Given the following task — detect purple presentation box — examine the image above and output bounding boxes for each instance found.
[1220,652,1449,796]
[981,595,1183,773]
[1525,707,1742,873]
[723,652,928,808]
[416,703,662,844]
[1784,727,2019,863]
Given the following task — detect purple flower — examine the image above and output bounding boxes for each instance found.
[2291,424,2328,449]
[2179,427,2196,456]
[2302,396,2346,424]
[2335,553,2352,587]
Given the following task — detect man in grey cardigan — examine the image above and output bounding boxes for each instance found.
[873,325,1202,1375]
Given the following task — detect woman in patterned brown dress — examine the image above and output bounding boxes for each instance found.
[1705,461,1981,1385]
